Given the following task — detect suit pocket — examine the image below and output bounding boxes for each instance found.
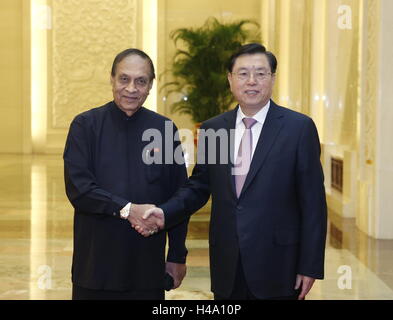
[274,226,300,245]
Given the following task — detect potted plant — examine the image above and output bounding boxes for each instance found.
[161,17,261,125]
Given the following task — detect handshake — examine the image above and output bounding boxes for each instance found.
[127,204,165,237]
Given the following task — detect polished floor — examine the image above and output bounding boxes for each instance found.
[0,154,392,300]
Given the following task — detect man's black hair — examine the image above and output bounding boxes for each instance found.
[111,48,156,80]
[227,43,277,74]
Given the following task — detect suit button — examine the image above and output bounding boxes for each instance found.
[237,206,243,211]
[113,212,117,216]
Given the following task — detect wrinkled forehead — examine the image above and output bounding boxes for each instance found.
[232,53,271,72]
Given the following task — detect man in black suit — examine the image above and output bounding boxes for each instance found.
[139,43,327,300]
[64,49,189,300]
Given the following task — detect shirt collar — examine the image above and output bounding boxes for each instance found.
[110,101,144,121]
[236,100,271,127]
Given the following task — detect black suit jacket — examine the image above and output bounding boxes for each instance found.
[64,102,189,291]
[161,101,327,299]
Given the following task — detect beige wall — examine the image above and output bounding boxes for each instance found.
[0,0,140,154]
[0,0,25,153]
[262,0,313,115]
[357,0,393,239]
[46,0,139,153]
[260,0,393,238]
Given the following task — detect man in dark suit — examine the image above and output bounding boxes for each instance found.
[64,49,189,300]
[139,43,327,300]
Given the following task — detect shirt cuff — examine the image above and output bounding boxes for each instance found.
[120,202,131,219]
[111,196,130,218]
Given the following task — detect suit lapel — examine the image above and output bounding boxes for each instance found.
[222,106,239,198]
[239,101,284,198]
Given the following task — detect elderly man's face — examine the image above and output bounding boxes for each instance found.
[111,55,153,116]
[228,53,275,114]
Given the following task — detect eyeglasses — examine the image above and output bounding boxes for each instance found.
[232,71,273,82]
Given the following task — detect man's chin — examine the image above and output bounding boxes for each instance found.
[241,101,265,109]
[117,104,141,115]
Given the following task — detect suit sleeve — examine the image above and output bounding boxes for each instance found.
[63,115,129,216]
[296,117,328,279]
[166,127,190,264]
[159,123,211,229]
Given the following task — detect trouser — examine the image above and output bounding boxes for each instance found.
[214,259,301,300]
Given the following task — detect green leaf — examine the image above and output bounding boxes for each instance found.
[161,17,261,123]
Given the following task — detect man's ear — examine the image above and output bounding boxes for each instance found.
[148,79,154,91]
[227,72,233,90]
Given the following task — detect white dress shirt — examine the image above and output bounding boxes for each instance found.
[234,101,270,164]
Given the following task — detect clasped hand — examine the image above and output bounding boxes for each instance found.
[126,204,165,237]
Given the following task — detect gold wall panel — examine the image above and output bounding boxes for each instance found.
[0,0,25,153]
[264,0,312,115]
[50,0,138,129]
[363,0,378,167]
[356,0,379,237]
[324,0,359,149]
